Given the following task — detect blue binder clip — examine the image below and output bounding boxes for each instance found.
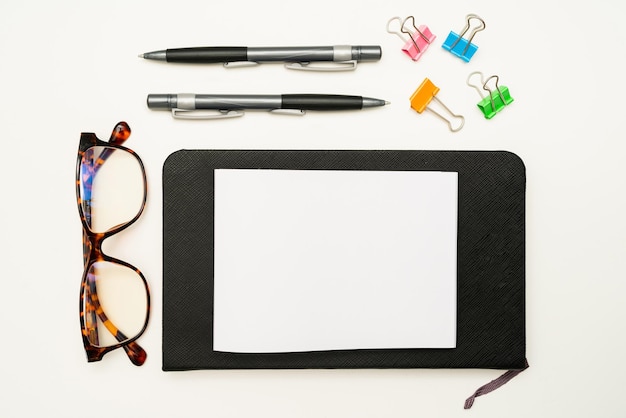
[442,14,486,62]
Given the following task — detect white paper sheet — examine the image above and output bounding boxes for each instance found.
[213,169,458,353]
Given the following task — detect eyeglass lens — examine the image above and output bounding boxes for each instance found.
[79,145,144,233]
[84,261,149,347]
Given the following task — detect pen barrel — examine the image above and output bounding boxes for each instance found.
[195,95,282,109]
[281,94,363,111]
[248,47,334,62]
[147,94,283,110]
[247,46,381,62]
[166,47,247,63]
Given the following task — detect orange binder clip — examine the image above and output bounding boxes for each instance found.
[410,78,465,132]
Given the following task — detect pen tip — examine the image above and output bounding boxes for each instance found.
[138,53,144,59]
[385,101,391,105]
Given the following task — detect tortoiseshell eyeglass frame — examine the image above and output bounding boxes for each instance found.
[76,121,150,366]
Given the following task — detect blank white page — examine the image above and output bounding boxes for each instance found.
[213,169,458,353]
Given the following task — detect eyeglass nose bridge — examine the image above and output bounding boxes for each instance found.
[83,229,108,265]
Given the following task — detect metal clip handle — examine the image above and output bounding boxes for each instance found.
[223,61,260,68]
[269,109,306,116]
[387,16,409,42]
[401,16,432,53]
[424,97,465,133]
[467,71,487,98]
[285,61,357,72]
[171,109,244,120]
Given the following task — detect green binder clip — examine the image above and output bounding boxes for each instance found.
[467,71,514,119]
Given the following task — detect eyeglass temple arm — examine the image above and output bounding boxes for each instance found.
[82,230,99,345]
[81,153,100,345]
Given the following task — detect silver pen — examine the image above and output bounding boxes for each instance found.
[147,93,389,119]
[139,45,382,71]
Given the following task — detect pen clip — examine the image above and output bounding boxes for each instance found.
[171,108,245,120]
[285,60,357,72]
[223,61,260,68]
[269,109,306,116]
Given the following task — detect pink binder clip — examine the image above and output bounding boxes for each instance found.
[387,16,436,61]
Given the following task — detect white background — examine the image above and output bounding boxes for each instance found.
[1,1,625,417]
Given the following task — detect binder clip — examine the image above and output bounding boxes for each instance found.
[386,16,436,61]
[467,71,514,119]
[442,14,486,62]
[410,78,465,132]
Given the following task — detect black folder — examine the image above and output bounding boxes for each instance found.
[162,150,526,371]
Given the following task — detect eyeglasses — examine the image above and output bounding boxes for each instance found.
[76,121,150,366]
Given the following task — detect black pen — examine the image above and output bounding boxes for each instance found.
[139,45,382,71]
[147,93,389,119]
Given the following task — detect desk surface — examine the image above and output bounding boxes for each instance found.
[1,1,625,417]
